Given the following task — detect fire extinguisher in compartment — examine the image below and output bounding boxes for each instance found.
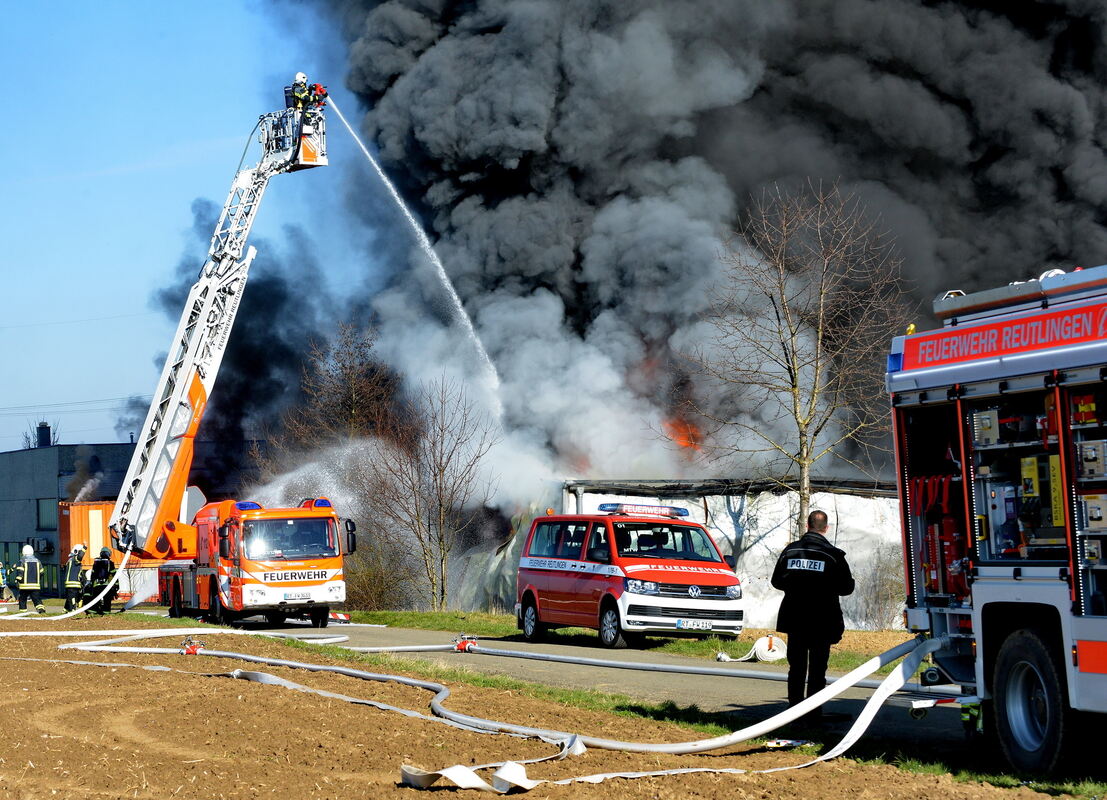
[939,476,969,597]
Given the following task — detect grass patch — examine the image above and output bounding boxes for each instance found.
[852,751,1107,799]
[348,610,906,674]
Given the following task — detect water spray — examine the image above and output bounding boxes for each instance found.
[327,97,504,421]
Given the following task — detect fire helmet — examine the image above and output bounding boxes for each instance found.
[294,72,307,85]
[21,544,33,556]
[100,547,111,559]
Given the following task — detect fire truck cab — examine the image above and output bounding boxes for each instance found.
[887,266,1107,772]
[159,497,355,628]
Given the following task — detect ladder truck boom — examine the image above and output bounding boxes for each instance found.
[110,101,328,558]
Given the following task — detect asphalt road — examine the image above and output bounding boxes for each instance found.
[251,620,968,762]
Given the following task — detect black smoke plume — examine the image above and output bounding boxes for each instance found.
[317,0,1107,485]
[119,199,336,495]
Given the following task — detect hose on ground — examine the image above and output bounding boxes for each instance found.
[0,625,945,793]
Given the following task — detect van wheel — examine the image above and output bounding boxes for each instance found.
[599,603,628,649]
[310,608,329,628]
[521,597,545,642]
[264,612,286,627]
[994,629,1068,772]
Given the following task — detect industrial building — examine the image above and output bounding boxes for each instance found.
[0,425,259,594]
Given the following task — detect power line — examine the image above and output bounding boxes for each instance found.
[0,395,152,413]
[0,311,160,330]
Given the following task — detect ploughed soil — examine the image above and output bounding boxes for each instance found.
[0,616,1051,800]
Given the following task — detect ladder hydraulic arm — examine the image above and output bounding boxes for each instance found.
[109,105,328,558]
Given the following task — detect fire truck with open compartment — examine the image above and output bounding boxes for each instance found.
[887,266,1107,771]
[107,78,356,626]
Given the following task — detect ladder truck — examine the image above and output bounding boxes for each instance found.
[108,79,356,628]
[887,267,1107,771]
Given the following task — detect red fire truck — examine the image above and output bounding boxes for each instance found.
[887,267,1107,771]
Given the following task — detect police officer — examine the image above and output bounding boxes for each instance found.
[62,544,87,612]
[771,510,854,722]
[84,547,118,616]
[16,544,46,614]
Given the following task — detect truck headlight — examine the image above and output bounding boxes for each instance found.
[726,584,742,600]
[625,579,659,595]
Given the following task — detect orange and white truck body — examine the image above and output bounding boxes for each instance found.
[158,497,353,623]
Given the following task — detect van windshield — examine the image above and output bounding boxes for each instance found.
[241,518,338,560]
[611,522,723,562]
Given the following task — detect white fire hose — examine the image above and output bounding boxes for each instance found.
[0,623,946,792]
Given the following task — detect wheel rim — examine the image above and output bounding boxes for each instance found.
[524,605,537,636]
[600,609,619,643]
[1006,660,1050,752]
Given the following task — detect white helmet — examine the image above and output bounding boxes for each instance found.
[294,72,307,85]
[21,544,33,556]
[73,544,85,555]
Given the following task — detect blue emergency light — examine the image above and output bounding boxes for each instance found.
[235,501,263,510]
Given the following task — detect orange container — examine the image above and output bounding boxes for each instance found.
[58,501,115,568]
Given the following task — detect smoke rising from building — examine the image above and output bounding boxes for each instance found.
[314,0,1107,491]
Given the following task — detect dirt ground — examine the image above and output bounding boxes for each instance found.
[0,616,1052,799]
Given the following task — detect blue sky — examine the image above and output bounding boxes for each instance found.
[0,1,383,450]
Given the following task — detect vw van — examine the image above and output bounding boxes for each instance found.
[515,503,743,647]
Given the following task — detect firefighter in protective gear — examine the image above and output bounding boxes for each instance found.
[16,544,46,613]
[62,544,87,612]
[771,510,854,723]
[84,547,118,616]
[288,72,311,110]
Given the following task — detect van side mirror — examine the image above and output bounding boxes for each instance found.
[346,531,357,555]
[587,547,610,563]
[218,525,230,560]
[724,554,736,570]
[345,519,357,533]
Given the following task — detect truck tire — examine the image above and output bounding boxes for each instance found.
[264,612,286,627]
[993,629,1069,773]
[310,607,329,628]
[521,596,545,643]
[168,580,183,619]
[598,602,629,649]
[207,584,234,626]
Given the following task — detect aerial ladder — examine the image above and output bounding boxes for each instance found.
[108,83,329,560]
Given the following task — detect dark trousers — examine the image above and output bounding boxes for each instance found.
[786,632,831,715]
[64,587,83,612]
[17,589,42,611]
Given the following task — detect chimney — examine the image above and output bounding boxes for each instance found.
[36,422,51,448]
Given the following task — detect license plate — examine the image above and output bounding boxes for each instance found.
[283,592,310,601]
[675,619,712,631]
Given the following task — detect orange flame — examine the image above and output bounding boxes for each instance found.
[663,418,702,452]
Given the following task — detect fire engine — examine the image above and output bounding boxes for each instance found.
[887,266,1107,771]
[107,76,355,627]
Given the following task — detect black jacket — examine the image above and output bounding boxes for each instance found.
[771,531,855,643]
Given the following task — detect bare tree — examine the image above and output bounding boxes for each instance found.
[363,377,500,611]
[686,183,912,536]
[257,323,399,473]
[22,420,60,449]
[251,323,418,610]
